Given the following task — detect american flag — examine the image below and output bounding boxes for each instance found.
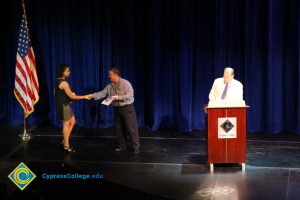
[14,12,39,118]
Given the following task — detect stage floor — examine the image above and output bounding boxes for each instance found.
[0,126,300,200]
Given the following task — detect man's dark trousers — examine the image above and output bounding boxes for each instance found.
[114,104,139,150]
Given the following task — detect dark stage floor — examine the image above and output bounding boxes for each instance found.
[0,126,300,200]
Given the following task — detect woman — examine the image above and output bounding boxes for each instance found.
[55,64,90,152]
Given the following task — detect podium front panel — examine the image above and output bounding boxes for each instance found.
[207,107,247,164]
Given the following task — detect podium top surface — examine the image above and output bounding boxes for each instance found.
[205,100,249,109]
[205,100,250,109]
[204,105,250,109]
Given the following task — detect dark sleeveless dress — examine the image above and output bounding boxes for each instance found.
[54,79,74,121]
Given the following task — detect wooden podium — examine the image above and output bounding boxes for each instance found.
[205,105,249,171]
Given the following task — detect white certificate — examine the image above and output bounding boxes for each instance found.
[101,98,114,106]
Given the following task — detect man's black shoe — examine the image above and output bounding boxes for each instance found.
[115,147,127,152]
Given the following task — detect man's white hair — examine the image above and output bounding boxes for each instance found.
[224,67,234,75]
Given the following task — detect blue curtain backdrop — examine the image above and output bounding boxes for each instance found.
[1,0,300,134]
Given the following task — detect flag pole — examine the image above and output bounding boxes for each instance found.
[18,0,31,141]
[18,113,31,140]
[22,0,27,23]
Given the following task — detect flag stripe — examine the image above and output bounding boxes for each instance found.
[15,79,34,111]
[14,81,27,102]
[21,60,35,101]
[14,83,33,111]
[15,62,36,104]
[14,89,27,110]
[15,76,27,96]
[15,68,27,90]
[28,50,39,91]
[15,77,34,109]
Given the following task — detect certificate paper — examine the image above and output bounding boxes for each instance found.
[101,98,114,106]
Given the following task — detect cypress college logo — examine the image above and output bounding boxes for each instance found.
[8,162,36,191]
[218,117,237,139]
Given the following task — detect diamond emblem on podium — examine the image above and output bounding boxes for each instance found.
[220,119,234,133]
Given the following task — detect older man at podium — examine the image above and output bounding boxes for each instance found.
[209,67,243,102]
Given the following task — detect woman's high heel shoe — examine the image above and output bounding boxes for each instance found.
[64,145,75,153]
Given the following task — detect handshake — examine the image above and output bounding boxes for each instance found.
[82,94,121,101]
[83,94,93,100]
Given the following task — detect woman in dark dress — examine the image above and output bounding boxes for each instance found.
[55,64,90,152]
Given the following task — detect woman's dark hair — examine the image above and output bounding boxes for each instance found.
[56,64,69,78]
